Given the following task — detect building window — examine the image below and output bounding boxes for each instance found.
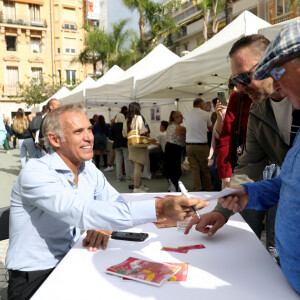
[276,0,290,16]
[4,1,16,22]
[63,23,77,30]
[57,48,60,54]
[29,4,40,22]
[31,68,42,84]
[6,66,19,95]
[6,36,17,51]
[66,70,76,86]
[31,38,41,53]
[65,48,76,54]
[64,37,77,54]
[58,70,61,85]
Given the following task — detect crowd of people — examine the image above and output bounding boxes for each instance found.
[1,19,300,298]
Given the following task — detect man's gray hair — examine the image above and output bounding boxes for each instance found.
[43,104,85,149]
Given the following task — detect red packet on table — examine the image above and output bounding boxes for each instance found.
[177,244,205,251]
[153,218,177,228]
[161,247,188,254]
[106,257,181,286]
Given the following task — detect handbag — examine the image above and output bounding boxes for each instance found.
[127,117,150,147]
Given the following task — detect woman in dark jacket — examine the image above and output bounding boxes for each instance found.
[109,113,131,182]
[92,115,110,169]
[13,108,37,168]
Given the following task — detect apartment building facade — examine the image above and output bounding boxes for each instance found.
[0,0,108,121]
[172,0,299,57]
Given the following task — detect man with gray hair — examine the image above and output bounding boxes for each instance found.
[6,104,209,300]
[217,19,300,294]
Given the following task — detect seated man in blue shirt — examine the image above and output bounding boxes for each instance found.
[209,20,300,294]
[6,104,209,300]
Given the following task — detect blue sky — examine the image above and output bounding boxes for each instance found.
[107,0,139,33]
[107,0,162,33]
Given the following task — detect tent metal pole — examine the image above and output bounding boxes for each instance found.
[175,98,179,110]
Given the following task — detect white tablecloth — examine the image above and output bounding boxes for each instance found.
[31,193,299,300]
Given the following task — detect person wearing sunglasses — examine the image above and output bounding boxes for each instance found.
[186,34,293,260]
[216,20,300,295]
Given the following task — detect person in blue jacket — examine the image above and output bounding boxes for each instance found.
[217,20,300,295]
[0,115,7,146]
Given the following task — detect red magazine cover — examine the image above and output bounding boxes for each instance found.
[106,257,181,286]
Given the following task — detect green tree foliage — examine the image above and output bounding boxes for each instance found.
[122,0,181,56]
[15,75,60,108]
[75,25,110,78]
[107,19,134,69]
[145,0,181,50]
[122,0,148,54]
[76,20,133,77]
[194,0,225,42]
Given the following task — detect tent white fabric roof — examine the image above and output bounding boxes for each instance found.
[135,11,270,101]
[85,44,180,106]
[85,65,125,101]
[258,16,300,41]
[31,86,70,113]
[60,77,95,105]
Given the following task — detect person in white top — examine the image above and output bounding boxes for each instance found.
[185,98,213,191]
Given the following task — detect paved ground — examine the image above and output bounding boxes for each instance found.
[0,145,266,299]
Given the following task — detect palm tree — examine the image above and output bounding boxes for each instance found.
[122,0,181,54]
[77,27,110,78]
[110,19,131,61]
[198,0,210,42]
[225,0,233,25]
[122,0,149,54]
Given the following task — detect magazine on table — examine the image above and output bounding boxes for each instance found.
[121,262,189,282]
[106,257,181,286]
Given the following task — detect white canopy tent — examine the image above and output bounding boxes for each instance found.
[84,65,127,121]
[85,44,181,107]
[31,86,70,113]
[258,16,300,40]
[60,77,95,106]
[135,11,271,103]
[85,65,125,101]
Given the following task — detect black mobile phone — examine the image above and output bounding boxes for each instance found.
[217,91,227,106]
[111,231,149,242]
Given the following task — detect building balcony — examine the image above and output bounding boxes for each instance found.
[0,14,47,28]
[272,12,294,24]
[3,85,19,96]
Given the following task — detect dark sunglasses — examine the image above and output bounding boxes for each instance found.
[229,63,258,88]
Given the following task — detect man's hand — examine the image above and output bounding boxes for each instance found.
[82,229,113,252]
[218,185,248,213]
[155,196,209,221]
[184,211,226,237]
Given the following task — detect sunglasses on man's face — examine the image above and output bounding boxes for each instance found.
[229,63,258,88]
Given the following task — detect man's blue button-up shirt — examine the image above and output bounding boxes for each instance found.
[6,152,156,271]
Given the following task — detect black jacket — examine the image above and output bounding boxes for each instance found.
[109,123,128,149]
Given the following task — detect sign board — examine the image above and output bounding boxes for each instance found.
[87,0,100,20]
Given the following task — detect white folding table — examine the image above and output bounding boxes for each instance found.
[31,193,299,300]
